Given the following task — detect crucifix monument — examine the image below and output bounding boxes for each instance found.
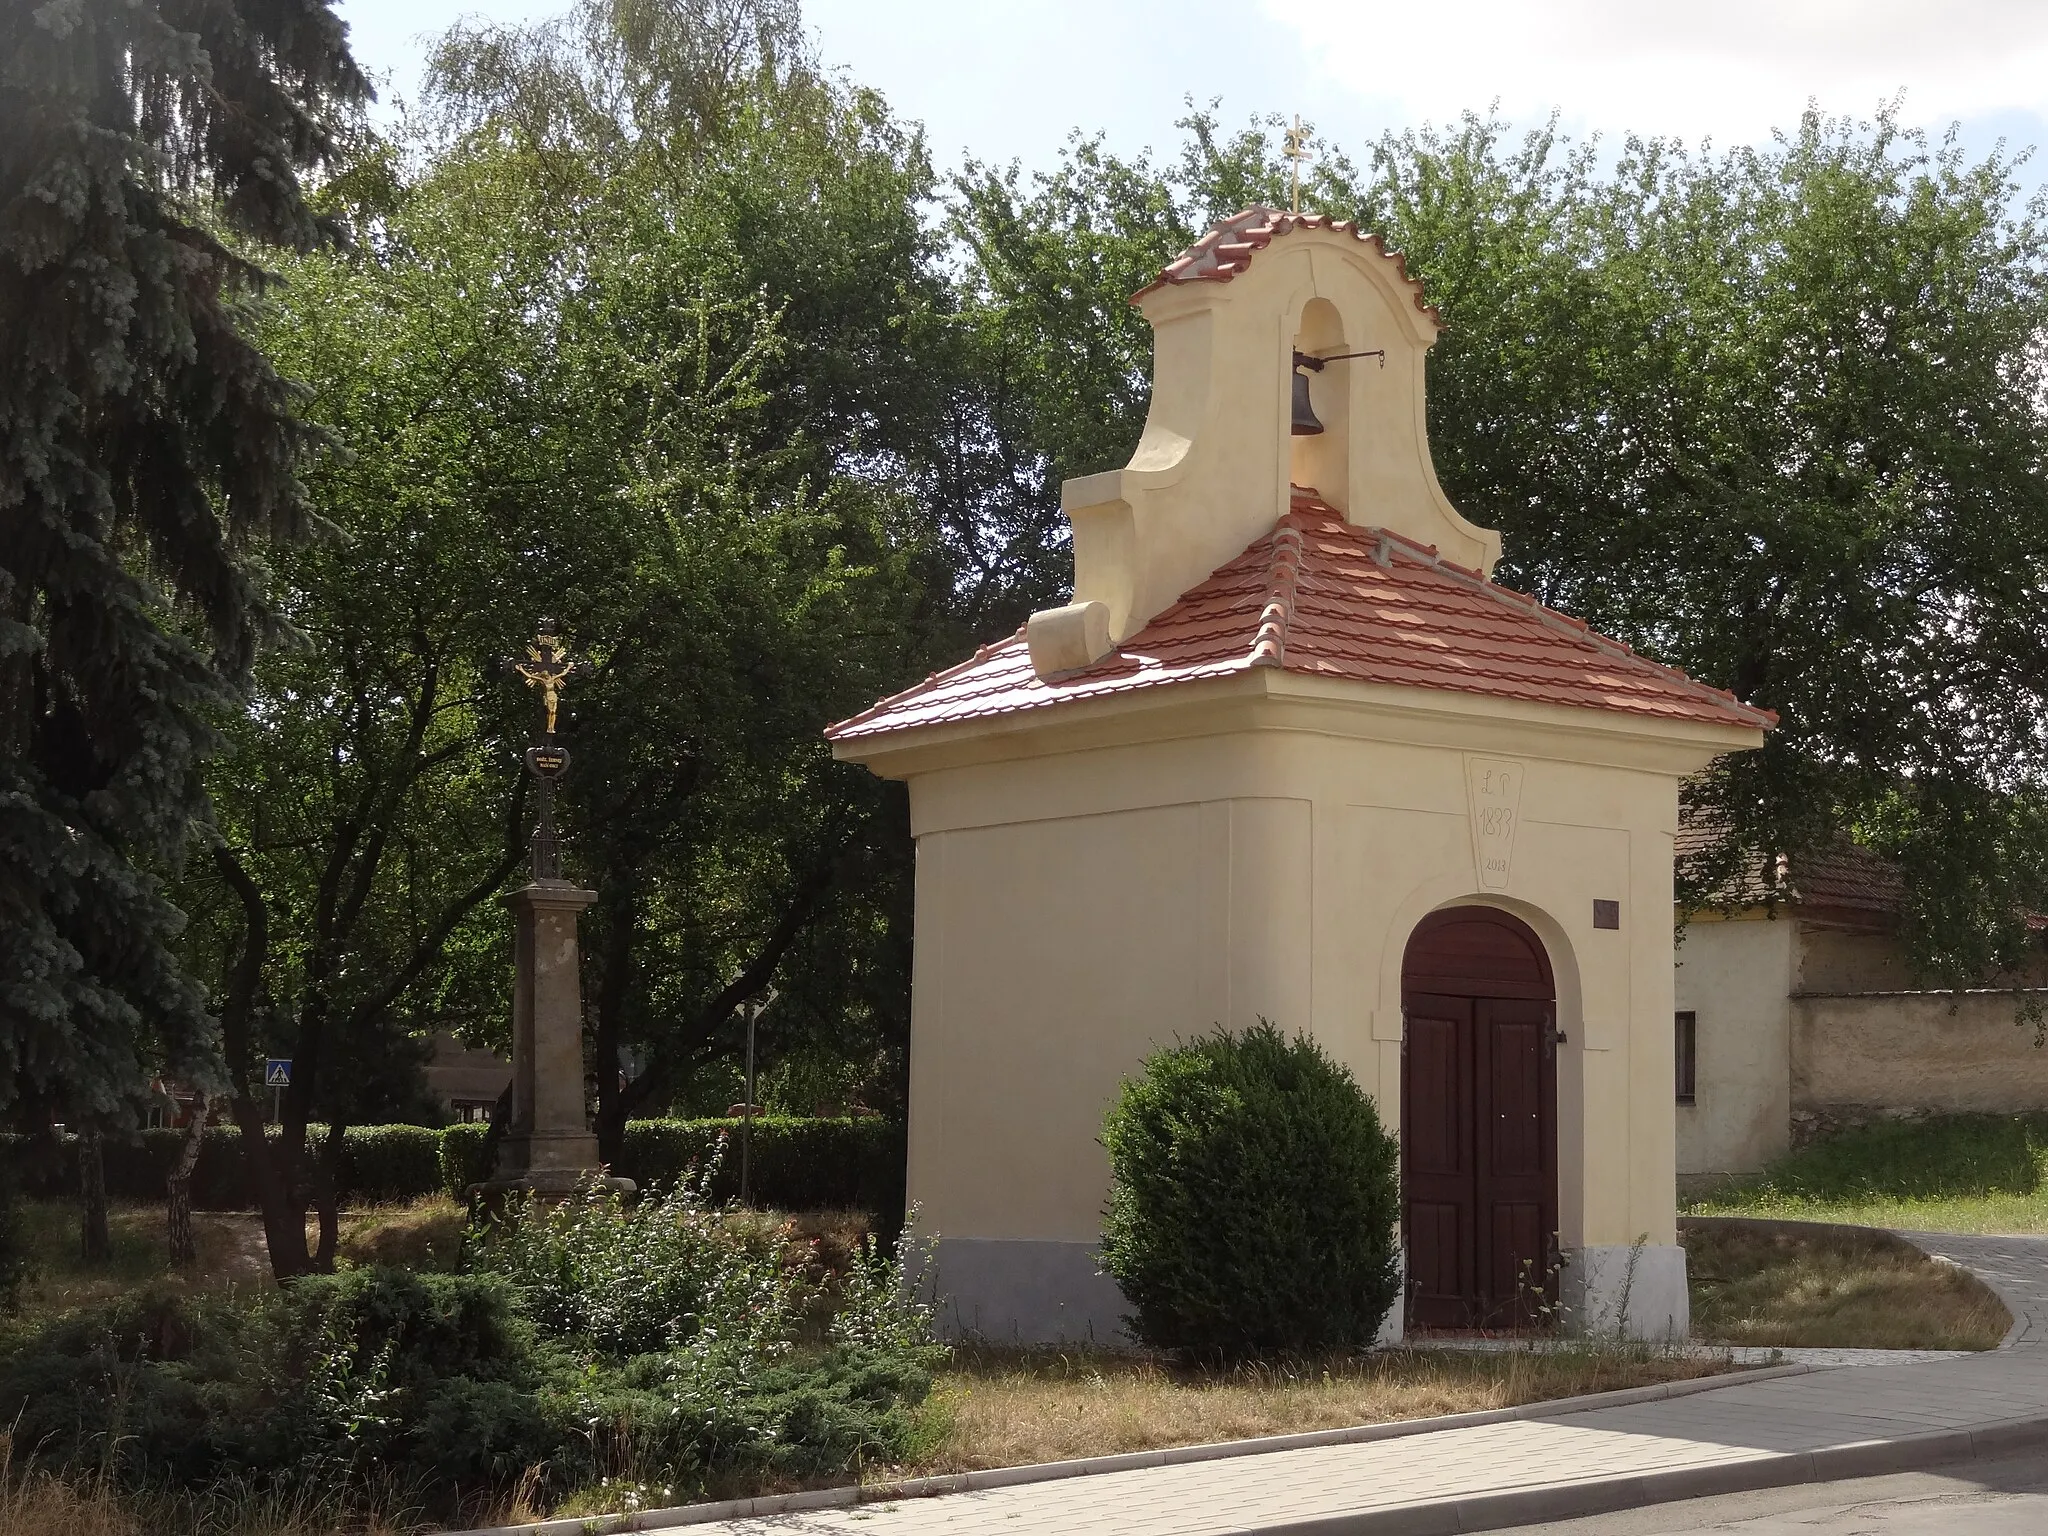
[487,622,620,1195]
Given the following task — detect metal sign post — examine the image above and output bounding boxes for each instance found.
[738,986,778,1207]
[264,1058,292,1126]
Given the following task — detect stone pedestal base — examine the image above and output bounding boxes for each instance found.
[471,1128,634,1210]
[496,1126,603,1182]
[484,880,627,1206]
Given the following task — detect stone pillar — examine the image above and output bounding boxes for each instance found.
[491,879,618,1193]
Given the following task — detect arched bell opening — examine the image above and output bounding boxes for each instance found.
[1289,296,1349,510]
[1400,905,1561,1331]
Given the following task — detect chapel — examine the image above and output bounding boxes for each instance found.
[829,207,1774,1341]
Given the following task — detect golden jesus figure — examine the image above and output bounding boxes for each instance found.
[510,622,585,736]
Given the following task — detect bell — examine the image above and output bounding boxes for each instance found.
[1290,365,1325,436]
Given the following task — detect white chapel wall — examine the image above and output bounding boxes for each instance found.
[902,718,1689,1271]
[1673,914,1796,1183]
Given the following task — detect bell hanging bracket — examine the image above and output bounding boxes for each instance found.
[1290,346,1388,436]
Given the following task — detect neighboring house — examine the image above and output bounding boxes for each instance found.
[426,1033,513,1123]
[138,1038,513,1128]
[1674,829,2048,1187]
[144,1078,205,1129]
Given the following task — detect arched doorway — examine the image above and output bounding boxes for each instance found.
[1401,907,1559,1330]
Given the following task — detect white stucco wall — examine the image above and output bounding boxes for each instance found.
[867,676,1743,1340]
[1673,914,1796,1181]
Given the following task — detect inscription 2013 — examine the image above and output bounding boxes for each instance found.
[1466,758,1525,891]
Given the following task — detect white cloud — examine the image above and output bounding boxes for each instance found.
[1271,0,2048,143]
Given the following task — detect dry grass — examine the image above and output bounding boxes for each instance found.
[335,1198,468,1272]
[8,1195,471,1326]
[1684,1220,2010,1350]
[0,1433,446,1536]
[884,1344,1745,1477]
[8,1200,271,1322]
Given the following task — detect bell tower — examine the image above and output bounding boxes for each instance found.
[1037,210,1501,672]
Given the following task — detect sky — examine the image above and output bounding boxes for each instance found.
[338,0,2048,192]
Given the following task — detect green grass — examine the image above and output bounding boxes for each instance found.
[1687,1113,2048,1233]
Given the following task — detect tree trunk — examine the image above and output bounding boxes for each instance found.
[166,1099,212,1266]
[311,1120,346,1271]
[233,1094,314,1278]
[211,847,316,1280]
[78,1130,111,1263]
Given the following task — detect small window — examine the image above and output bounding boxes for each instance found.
[1675,1011,1697,1106]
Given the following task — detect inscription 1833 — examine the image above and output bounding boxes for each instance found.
[1465,757,1525,890]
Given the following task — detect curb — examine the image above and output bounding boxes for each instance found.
[1240,1410,2048,1535]
[1890,1227,2046,1353]
[444,1360,1813,1536]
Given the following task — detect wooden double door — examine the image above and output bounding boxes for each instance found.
[1401,908,1559,1330]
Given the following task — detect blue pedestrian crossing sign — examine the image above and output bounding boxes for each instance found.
[264,1059,292,1088]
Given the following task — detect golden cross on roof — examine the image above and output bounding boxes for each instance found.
[1282,115,1312,214]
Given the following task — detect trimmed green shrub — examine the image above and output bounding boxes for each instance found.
[94,1126,249,1207]
[1101,1021,1402,1357]
[3,1116,907,1216]
[441,1120,495,1195]
[340,1125,444,1203]
[0,1158,32,1312]
[95,1124,441,1208]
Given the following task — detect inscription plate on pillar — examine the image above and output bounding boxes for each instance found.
[1465,757,1524,891]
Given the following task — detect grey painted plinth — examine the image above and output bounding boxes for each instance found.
[488,879,625,1197]
[923,1238,1133,1345]
[1562,1242,1690,1340]
[920,1237,1682,1347]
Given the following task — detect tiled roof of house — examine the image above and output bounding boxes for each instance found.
[1675,819,1905,916]
[1130,207,1440,323]
[827,491,1777,744]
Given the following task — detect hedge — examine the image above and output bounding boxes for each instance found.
[441,1116,903,1214]
[2,1117,905,1216]
[618,1117,904,1212]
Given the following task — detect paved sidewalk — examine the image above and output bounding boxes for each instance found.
[659,1234,2048,1536]
[687,1352,2048,1534]
[1412,1335,1973,1368]
[1895,1229,2048,1348]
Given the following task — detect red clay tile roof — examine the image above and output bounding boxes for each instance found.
[828,491,1777,744]
[1130,207,1440,325]
[1675,819,1904,916]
